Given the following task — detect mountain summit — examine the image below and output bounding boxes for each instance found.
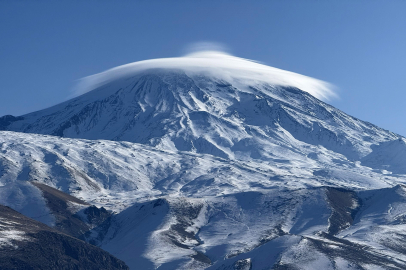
[0,51,397,162]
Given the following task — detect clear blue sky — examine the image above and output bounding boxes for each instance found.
[1,1,406,135]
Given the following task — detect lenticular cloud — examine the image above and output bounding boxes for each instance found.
[73,49,336,101]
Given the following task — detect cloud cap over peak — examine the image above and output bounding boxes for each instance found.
[74,49,336,101]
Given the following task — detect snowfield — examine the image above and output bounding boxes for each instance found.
[1,131,404,214]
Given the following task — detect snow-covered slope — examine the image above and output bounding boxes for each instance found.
[86,186,406,270]
[2,51,406,269]
[1,131,404,213]
[1,131,406,269]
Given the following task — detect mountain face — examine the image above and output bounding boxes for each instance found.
[87,186,406,270]
[2,51,406,270]
[0,52,397,163]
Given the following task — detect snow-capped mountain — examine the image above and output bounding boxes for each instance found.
[0,51,397,163]
[2,51,406,269]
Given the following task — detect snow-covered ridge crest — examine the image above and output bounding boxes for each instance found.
[75,50,336,101]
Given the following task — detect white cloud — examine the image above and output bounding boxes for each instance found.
[72,45,336,101]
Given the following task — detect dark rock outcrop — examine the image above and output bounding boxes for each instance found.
[0,205,128,270]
